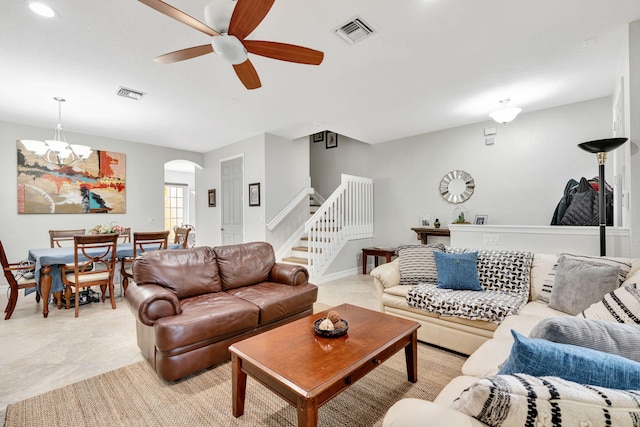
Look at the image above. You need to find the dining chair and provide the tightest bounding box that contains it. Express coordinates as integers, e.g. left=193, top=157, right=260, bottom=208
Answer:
left=1, top=240, right=40, bottom=320
left=49, top=229, right=86, bottom=248
left=118, top=228, right=131, bottom=244
left=173, top=227, right=191, bottom=249
left=120, top=230, right=169, bottom=294
left=60, top=234, right=118, bottom=317
left=181, top=224, right=196, bottom=247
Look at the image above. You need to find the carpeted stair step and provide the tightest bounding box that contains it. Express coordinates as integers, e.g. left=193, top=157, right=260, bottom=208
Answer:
left=292, top=246, right=321, bottom=253
left=282, top=256, right=309, bottom=265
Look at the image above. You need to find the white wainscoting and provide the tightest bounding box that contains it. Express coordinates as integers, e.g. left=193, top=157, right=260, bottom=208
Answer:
left=448, top=225, right=631, bottom=257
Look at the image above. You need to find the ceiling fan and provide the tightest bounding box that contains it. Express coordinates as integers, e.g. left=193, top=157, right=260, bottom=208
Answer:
left=138, top=0, right=324, bottom=89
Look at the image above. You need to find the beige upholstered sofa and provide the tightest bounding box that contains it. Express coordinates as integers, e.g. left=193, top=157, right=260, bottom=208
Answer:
left=374, top=251, right=640, bottom=426
left=371, top=252, right=560, bottom=355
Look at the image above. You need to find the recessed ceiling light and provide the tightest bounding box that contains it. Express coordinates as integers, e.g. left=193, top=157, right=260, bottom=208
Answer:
left=28, top=2, right=56, bottom=18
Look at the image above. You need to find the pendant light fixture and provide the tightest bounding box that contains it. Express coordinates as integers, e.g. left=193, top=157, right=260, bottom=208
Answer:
left=19, top=97, right=93, bottom=166
left=489, top=99, right=522, bottom=124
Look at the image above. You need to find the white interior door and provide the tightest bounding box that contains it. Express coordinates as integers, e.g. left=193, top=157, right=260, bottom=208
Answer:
left=221, top=157, right=244, bottom=244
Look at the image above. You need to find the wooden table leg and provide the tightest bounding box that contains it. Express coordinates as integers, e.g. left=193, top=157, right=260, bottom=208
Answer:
left=404, top=331, right=418, bottom=383
left=40, top=264, right=52, bottom=318
left=297, top=396, right=319, bottom=427
left=232, top=354, right=247, bottom=418
left=362, top=250, right=367, bottom=274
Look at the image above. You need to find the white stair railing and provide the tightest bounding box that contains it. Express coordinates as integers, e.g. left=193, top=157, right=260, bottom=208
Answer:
left=267, top=186, right=314, bottom=231
left=304, top=174, right=373, bottom=277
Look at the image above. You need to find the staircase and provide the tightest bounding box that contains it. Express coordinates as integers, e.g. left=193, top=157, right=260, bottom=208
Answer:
left=281, top=174, right=373, bottom=279
left=282, top=199, right=321, bottom=266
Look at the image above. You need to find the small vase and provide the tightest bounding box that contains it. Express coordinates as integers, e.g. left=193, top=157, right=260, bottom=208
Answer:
left=434, top=219, right=441, bottom=229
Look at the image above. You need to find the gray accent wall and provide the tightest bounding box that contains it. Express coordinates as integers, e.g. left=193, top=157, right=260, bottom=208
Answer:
left=310, top=134, right=373, bottom=198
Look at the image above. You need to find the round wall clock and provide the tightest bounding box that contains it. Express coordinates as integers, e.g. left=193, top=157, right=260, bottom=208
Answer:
left=439, top=170, right=475, bottom=204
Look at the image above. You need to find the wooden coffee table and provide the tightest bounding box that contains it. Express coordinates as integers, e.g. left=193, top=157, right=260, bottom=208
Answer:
left=229, top=303, right=420, bottom=427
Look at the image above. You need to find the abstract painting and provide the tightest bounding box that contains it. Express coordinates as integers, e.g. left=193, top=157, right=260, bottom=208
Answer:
left=17, top=141, right=126, bottom=214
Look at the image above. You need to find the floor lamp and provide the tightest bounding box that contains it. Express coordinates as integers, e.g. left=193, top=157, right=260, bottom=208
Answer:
left=577, top=137, right=628, bottom=256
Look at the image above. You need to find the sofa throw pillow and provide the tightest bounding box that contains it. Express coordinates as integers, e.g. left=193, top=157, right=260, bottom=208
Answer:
left=530, top=316, right=640, bottom=362
left=434, top=251, right=481, bottom=291
left=498, top=330, right=640, bottom=390
left=538, top=253, right=632, bottom=303
left=578, top=283, right=640, bottom=324
left=447, top=248, right=533, bottom=294
left=548, top=255, right=620, bottom=315
left=397, top=243, right=445, bottom=285
left=451, top=374, right=640, bottom=427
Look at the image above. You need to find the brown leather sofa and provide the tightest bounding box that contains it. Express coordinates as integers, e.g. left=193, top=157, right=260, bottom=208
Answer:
left=125, top=241, right=318, bottom=381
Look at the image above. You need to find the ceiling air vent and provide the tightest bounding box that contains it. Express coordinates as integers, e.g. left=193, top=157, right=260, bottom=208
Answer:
left=334, top=16, right=376, bottom=45
left=116, top=86, right=145, bottom=100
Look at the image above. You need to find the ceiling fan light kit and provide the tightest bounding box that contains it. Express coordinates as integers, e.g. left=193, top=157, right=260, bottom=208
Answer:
left=489, top=99, right=522, bottom=124
left=211, top=35, right=248, bottom=65
left=204, top=0, right=236, bottom=33
left=139, top=0, right=324, bottom=90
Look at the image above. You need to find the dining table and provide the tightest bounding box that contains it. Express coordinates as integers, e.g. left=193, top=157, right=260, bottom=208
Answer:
left=28, top=242, right=182, bottom=318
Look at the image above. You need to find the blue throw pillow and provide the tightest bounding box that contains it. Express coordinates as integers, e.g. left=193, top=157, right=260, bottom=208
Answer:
left=434, top=251, right=481, bottom=291
left=499, top=330, right=640, bottom=390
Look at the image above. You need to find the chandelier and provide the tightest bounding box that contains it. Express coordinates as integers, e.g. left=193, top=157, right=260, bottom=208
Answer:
left=19, top=97, right=93, bottom=166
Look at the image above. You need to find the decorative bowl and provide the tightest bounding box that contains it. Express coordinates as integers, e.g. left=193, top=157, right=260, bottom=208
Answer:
left=313, top=318, right=349, bottom=338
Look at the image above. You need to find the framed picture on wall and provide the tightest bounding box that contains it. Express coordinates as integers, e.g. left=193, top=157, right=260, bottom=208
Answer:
left=208, top=189, right=216, bottom=207
left=311, top=132, right=325, bottom=143
left=326, top=131, right=338, bottom=149
left=249, top=183, right=260, bottom=206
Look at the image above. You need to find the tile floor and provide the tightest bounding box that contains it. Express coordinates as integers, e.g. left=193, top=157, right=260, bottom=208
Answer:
left=0, top=273, right=378, bottom=421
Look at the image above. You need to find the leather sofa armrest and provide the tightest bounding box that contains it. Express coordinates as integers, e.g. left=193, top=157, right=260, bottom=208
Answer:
left=125, top=282, right=182, bottom=326
left=269, top=263, right=309, bottom=286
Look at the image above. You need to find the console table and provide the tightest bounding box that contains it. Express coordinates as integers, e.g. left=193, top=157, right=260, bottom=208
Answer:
left=411, top=227, right=451, bottom=244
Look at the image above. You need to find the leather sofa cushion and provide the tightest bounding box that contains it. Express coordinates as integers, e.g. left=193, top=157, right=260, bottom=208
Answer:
left=214, top=242, right=275, bottom=291
left=226, top=282, right=318, bottom=325
left=154, top=292, right=259, bottom=352
left=134, top=246, right=222, bottom=299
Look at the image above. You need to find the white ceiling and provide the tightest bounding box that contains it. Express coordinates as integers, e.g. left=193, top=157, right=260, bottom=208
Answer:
left=2, top=0, right=640, bottom=153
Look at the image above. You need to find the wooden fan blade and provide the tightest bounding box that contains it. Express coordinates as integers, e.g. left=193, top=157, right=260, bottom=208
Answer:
left=233, top=60, right=262, bottom=90
left=244, top=40, right=324, bottom=65
left=153, top=45, right=214, bottom=64
left=138, top=0, right=220, bottom=36
left=228, top=0, right=275, bottom=40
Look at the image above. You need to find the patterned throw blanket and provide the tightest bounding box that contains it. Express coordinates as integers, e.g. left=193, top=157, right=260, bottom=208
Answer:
left=406, top=249, right=534, bottom=324
left=407, top=285, right=529, bottom=324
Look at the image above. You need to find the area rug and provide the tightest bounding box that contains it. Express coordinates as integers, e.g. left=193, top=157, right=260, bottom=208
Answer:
left=5, top=344, right=466, bottom=427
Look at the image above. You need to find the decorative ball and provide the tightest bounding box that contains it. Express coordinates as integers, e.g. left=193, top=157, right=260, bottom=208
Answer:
left=333, top=320, right=346, bottom=329
left=318, top=318, right=335, bottom=331
left=327, top=310, right=341, bottom=323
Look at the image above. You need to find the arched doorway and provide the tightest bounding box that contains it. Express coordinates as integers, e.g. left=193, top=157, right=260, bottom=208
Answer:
left=164, top=159, right=201, bottom=245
